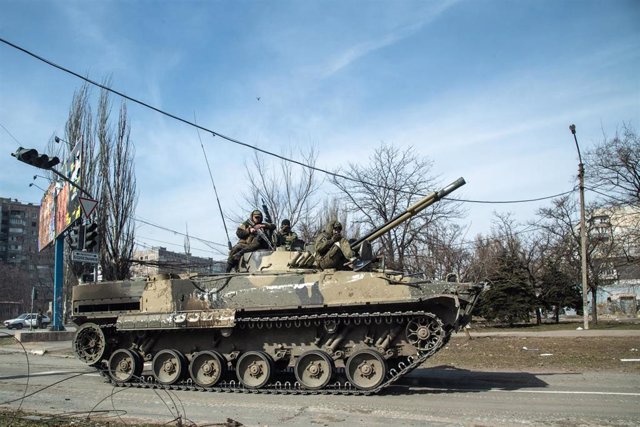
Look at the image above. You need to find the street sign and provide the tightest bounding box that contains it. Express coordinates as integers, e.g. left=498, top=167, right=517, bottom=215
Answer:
left=71, top=250, right=99, bottom=264
left=79, top=197, right=98, bottom=219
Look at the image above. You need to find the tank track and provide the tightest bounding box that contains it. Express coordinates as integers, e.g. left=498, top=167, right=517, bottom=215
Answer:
left=92, top=310, right=448, bottom=395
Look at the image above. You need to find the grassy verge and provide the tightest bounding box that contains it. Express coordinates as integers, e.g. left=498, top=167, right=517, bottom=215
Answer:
left=469, top=318, right=640, bottom=332
left=428, top=335, right=640, bottom=373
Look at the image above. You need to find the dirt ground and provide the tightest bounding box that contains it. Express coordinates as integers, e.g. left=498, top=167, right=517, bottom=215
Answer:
left=427, top=334, right=640, bottom=373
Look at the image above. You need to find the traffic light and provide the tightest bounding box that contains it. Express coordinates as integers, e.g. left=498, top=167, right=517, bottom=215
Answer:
left=84, top=222, right=99, bottom=251
left=69, top=224, right=84, bottom=250
left=11, top=147, right=60, bottom=169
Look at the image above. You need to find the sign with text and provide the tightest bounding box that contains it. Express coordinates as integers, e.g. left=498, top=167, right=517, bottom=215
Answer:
left=71, top=250, right=99, bottom=264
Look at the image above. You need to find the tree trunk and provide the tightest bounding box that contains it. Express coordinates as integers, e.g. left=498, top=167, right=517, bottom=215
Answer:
left=591, top=288, right=598, bottom=325
left=554, top=306, right=560, bottom=324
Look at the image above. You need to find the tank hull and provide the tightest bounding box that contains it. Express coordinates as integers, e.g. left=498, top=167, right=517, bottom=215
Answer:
left=71, top=270, right=482, bottom=393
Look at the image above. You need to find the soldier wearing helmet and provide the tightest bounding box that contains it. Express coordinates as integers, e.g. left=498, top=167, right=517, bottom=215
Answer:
left=226, top=209, right=276, bottom=272
left=275, top=219, right=298, bottom=250
left=314, top=220, right=354, bottom=270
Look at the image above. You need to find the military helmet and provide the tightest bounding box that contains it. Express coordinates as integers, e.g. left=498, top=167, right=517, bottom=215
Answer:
left=332, top=221, right=342, bottom=231
left=251, top=209, right=263, bottom=217
left=281, top=219, right=291, bottom=227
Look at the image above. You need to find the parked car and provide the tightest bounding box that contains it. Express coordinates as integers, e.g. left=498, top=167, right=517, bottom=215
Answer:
left=3, top=313, right=51, bottom=329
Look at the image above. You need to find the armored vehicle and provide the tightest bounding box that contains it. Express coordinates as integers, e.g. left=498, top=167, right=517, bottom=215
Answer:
left=71, top=177, right=483, bottom=394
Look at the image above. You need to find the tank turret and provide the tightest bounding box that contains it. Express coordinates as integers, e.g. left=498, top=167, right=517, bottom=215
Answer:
left=242, top=177, right=466, bottom=273
left=71, top=177, right=483, bottom=394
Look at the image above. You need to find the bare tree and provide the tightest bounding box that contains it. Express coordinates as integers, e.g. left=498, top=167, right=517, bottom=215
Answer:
left=55, top=84, right=95, bottom=291
left=586, top=124, right=640, bottom=205
left=466, top=213, right=539, bottom=283
left=536, top=195, right=618, bottom=324
left=409, top=222, right=471, bottom=280
left=56, top=82, right=137, bottom=282
left=0, top=263, right=31, bottom=307
left=467, top=213, right=538, bottom=325
left=96, top=95, right=137, bottom=280
left=331, top=144, right=462, bottom=272
left=238, top=146, right=321, bottom=242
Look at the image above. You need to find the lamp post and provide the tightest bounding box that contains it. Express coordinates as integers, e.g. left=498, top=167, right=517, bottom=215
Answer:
left=569, top=124, right=589, bottom=330
left=29, top=182, right=47, bottom=192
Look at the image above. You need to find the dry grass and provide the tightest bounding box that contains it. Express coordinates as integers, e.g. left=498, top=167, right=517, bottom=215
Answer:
left=428, top=335, right=640, bottom=373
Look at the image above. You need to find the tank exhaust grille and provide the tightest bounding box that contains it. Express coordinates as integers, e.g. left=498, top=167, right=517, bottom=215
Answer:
left=77, top=302, right=140, bottom=313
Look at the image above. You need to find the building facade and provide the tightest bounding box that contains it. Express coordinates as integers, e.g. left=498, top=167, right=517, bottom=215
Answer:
left=130, top=246, right=225, bottom=279
left=591, top=205, right=640, bottom=317
left=0, top=197, right=54, bottom=318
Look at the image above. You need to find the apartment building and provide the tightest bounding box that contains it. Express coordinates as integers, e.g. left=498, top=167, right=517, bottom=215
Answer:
left=591, top=205, right=640, bottom=316
left=130, top=246, right=225, bottom=279
left=0, top=197, right=54, bottom=317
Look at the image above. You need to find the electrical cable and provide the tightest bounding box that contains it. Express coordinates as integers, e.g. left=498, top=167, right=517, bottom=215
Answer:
left=133, top=216, right=227, bottom=248
left=136, top=234, right=226, bottom=256
left=0, top=121, right=23, bottom=146
left=0, top=331, right=29, bottom=415
left=585, top=186, right=636, bottom=205
left=0, top=37, right=577, bottom=206
left=445, top=188, right=576, bottom=204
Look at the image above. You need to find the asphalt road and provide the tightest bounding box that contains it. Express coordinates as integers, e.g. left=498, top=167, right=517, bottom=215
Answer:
left=1, top=341, right=639, bottom=427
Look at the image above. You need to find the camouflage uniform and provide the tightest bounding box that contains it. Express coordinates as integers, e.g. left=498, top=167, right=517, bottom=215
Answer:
left=226, top=209, right=276, bottom=272
left=275, top=219, right=298, bottom=250
left=314, top=221, right=354, bottom=270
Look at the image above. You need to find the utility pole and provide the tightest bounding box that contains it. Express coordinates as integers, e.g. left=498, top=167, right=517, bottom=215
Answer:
left=570, top=124, right=589, bottom=330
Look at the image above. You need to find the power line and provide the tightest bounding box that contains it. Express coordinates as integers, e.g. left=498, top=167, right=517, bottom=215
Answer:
left=135, top=234, right=225, bottom=256
left=0, top=121, right=23, bottom=146
left=585, top=186, right=635, bottom=205
left=445, top=188, right=576, bottom=204
left=0, top=37, right=575, bottom=206
left=133, top=216, right=227, bottom=249
left=0, top=38, right=361, bottom=185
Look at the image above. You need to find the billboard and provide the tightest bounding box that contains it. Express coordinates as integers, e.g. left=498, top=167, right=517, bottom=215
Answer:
left=38, top=182, right=56, bottom=251
left=38, top=142, right=84, bottom=251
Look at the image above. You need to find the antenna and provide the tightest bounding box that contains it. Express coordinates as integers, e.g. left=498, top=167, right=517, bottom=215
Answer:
left=194, top=113, right=232, bottom=250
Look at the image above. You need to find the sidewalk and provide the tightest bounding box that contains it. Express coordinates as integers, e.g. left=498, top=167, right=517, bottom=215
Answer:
left=457, top=328, right=640, bottom=338
left=1, top=326, right=76, bottom=358
left=0, top=338, right=75, bottom=358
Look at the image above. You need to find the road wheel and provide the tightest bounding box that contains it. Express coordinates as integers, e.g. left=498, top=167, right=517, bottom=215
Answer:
left=294, top=350, right=334, bottom=390
left=108, top=349, right=143, bottom=383
left=152, top=349, right=186, bottom=385
left=189, top=351, right=226, bottom=388
left=345, top=349, right=387, bottom=391
left=236, top=351, right=273, bottom=389
left=15, top=323, right=23, bottom=330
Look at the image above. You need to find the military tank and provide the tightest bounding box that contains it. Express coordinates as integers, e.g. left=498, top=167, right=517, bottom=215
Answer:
left=71, top=177, right=483, bottom=395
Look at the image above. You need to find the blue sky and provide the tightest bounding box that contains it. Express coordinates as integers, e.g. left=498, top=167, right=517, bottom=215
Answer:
left=1, top=0, right=639, bottom=260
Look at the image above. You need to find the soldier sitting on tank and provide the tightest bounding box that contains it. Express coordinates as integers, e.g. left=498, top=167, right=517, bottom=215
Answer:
left=274, top=218, right=300, bottom=250
left=226, top=209, right=276, bottom=272
left=314, top=221, right=354, bottom=270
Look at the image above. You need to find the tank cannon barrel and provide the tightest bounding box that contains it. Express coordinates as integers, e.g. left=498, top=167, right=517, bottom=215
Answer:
left=350, top=177, right=466, bottom=250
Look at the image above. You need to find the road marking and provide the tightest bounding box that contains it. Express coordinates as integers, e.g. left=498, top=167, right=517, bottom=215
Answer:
left=493, top=389, right=640, bottom=397
left=30, top=370, right=100, bottom=377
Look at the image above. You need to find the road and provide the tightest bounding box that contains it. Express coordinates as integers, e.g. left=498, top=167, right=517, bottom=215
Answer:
left=1, top=342, right=639, bottom=426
